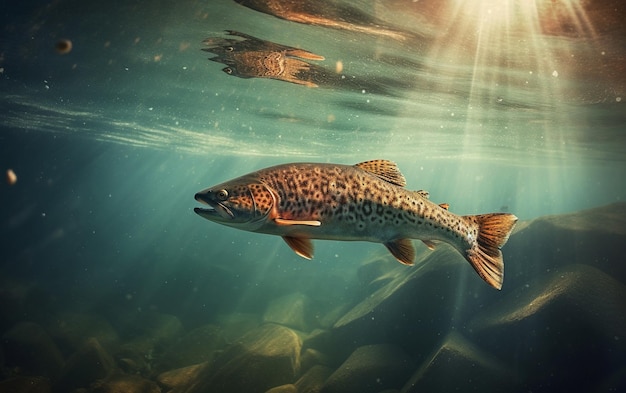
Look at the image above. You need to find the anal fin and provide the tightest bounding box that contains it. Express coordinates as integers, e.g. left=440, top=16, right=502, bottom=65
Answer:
left=421, top=239, right=437, bottom=250
left=384, top=239, right=415, bottom=265
left=282, top=236, right=314, bottom=259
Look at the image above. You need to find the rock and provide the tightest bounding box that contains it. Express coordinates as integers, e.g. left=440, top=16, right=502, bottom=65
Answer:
left=112, top=312, right=184, bottom=375
left=333, top=247, right=460, bottom=331
left=216, top=312, right=260, bottom=342
left=356, top=256, right=395, bottom=293
left=264, top=384, right=298, bottom=393
left=0, top=376, right=52, bottom=393
left=263, top=292, right=311, bottom=331
left=306, top=247, right=482, bottom=362
left=46, top=312, right=119, bottom=355
left=178, top=323, right=302, bottom=393
left=55, top=337, right=117, bottom=392
left=153, top=324, right=226, bottom=372
left=295, top=365, right=333, bottom=393
left=315, top=303, right=351, bottom=330
left=469, top=263, right=626, bottom=392
left=87, top=374, right=161, bottom=393
left=320, top=344, right=415, bottom=393
left=113, top=345, right=152, bottom=376
left=125, top=311, right=184, bottom=345
left=299, top=348, right=333, bottom=374
left=401, top=332, right=512, bottom=393
left=156, top=362, right=208, bottom=391
left=504, top=203, right=626, bottom=288
left=2, top=321, right=64, bottom=379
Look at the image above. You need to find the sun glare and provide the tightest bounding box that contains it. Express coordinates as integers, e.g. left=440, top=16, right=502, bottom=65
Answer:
left=399, top=0, right=603, bottom=223
left=422, top=0, right=598, bottom=160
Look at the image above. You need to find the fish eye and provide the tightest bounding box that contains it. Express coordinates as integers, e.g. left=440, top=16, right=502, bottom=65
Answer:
left=223, top=67, right=233, bottom=74
left=226, top=46, right=234, bottom=52
left=216, top=189, right=229, bottom=200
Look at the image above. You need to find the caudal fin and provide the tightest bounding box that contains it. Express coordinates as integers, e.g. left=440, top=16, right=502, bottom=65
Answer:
left=464, top=213, right=518, bottom=290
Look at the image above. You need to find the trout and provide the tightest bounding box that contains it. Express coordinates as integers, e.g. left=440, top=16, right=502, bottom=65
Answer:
left=194, top=160, right=517, bottom=289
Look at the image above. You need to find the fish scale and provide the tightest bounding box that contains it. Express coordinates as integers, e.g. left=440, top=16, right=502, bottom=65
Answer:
left=257, top=163, right=460, bottom=243
left=194, top=160, right=517, bottom=289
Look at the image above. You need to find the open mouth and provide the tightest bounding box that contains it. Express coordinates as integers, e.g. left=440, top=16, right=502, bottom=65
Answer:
left=194, top=192, right=234, bottom=220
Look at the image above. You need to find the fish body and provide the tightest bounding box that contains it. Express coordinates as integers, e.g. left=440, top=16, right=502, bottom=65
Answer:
left=194, top=160, right=517, bottom=289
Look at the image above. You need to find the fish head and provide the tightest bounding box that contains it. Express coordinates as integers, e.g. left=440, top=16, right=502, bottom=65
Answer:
left=194, top=176, right=275, bottom=230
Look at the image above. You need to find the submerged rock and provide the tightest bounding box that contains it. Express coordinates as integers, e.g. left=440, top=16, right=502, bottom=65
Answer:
left=0, top=376, right=51, bottom=393
left=216, top=312, right=261, bottom=342
left=305, top=247, right=480, bottom=362
left=356, top=256, right=396, bottom=293
left=320, top=344, right=415, bottom=393
left=156, top=362, right=208, bottom=391
left=295, top=364, right=333, bottom=393
left=264, top=384, right=298, bottom=393
left=112, top=311, right=184, bottom=375
left=55, top=337, right=117, bottom=392
left=504, top=202, right=626, bottom=287
left=402, top=332, right=512, bottom=393
left=87, top=374, right=161, bottom=393
left=2, top=321, right=64, bottom=379
left=263, top=292, right=311, bottom=331
left=124, top=311, right=184, bottom=345
left=299, top=348, right=333, bottom=374
left=177, top=323, right=302, bottom=393
left=153, top=324, right=226, bottom=373
left=304, top=203, right=626, bottom=392
left=46, top=312, right=119, bottom=355
left=469, top=263, right=626, bottom=392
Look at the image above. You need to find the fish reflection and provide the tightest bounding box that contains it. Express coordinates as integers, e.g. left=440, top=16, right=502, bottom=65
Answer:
left=203, top=31, right=409, bottom=95
left=234, top=0, right=411, bottom=41
left=203, top=30, right=324, bottom=87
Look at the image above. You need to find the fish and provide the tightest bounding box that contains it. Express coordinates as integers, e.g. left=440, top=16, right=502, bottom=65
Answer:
left=194, top=160, right=518, bottom=289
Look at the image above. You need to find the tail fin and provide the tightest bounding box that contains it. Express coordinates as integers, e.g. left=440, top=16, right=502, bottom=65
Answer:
left=464, top=213, right=518, bottom=290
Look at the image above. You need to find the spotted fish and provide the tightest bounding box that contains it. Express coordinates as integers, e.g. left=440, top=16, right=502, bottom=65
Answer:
left=194, top=160, right=517, bottom=289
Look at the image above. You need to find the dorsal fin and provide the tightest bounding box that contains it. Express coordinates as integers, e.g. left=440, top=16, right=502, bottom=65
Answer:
left=354, top=160, right=407, bottom=187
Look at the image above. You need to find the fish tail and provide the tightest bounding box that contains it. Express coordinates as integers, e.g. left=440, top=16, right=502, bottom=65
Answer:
left=463, top=213, right=518, bottom=290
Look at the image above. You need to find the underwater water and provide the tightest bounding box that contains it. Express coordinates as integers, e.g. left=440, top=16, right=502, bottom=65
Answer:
left=1, top=0, right=625, bottom=392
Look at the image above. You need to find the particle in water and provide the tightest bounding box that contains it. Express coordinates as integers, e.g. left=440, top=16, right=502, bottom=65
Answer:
left=335, top=61, right=343, bottom=73
left=6, top=169, right=17, bottom=185
left=55, top=39, right=73, bottom=55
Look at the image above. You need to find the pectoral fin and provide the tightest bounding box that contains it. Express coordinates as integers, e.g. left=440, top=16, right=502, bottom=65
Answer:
left=384, top=239, right=415, bottom=265
left=282, top=236, right=314, bottom=259
left=274, top=218, right=321, bottom=226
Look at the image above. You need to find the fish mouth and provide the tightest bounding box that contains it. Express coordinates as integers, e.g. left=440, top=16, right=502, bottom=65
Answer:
left=194, top=192, right=234, bottom=221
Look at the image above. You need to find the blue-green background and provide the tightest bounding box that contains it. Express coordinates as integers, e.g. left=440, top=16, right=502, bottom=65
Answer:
left=0, top=0, right=625, bottom=389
